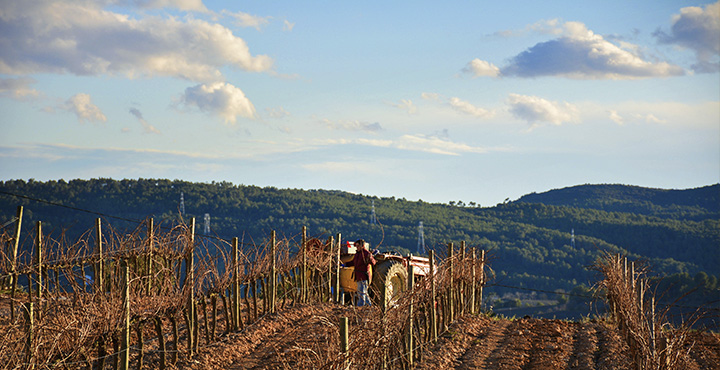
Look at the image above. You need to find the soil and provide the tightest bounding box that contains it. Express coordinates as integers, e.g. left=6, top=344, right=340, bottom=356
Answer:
left=181, top=304, right=720, bottom=370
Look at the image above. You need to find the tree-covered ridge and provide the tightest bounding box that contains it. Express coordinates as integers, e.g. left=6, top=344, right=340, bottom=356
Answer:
left=515, top=184, right=720, bottom=221
left=0, top=179, right=717, bottom=296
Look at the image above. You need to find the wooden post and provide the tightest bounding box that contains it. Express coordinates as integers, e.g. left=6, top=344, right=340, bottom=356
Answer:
left=120, top=261, right=130, bottom=370
left=95, top=218, right=104, bottom=293
left=448, top=242, right=454, bottom=323
left=335, top=233, right=341, bottom=304
left=146, top=218, right=153, bottom=294
left=302, top=226, right=307, bottom=303
left=35, top=221, right=43, bottom=309
left=186, top=218, right=196, bottom=357
left=460, top=241, right=466, bottom=315
left=154, top=316, right=166, bottom=370
left=232, top=237, right=240, bottom=330
left=25, top=301, right=34, bottom=367
left=271, top=231, right=277, bottom=313
left=430, top=249, right=437, bottom=342
left=340, top=316, right=349, bottom=369
left=479, top=249, right=485, bottom=312
left=470, top=247, right=476, bottom=315
left=407, top=255, right=415, bottom=368
left=327, top=236, right=333, bottom=303
left=10, top=205, right=23, bottom=321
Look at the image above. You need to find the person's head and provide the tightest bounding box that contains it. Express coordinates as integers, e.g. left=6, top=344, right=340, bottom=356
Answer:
left=354, top=239, right=366, bottom=249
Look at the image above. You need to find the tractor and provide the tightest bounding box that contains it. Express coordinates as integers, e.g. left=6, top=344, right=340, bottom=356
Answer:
left=338, top=240, right=430, bottom=308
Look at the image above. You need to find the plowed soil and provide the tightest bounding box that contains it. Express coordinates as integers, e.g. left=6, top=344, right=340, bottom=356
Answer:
left=186, top=303, right=720, bottom=370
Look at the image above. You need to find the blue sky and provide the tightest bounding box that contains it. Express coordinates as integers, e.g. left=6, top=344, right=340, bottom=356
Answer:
left=1, top=0, right=719, bottom=206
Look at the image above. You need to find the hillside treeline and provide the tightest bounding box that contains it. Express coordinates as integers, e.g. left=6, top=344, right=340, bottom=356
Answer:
left=1, top=179, right=718, bottom=301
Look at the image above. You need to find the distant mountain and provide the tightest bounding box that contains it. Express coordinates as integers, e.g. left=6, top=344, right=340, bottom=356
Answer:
left=515, top=184, right=720, bottom=221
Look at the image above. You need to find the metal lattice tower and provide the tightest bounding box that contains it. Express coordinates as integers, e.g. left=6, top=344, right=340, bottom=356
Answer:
left=417, top=221, right=425, bottom=255
left=370, top=200, right=377, bottom=225
left=571, top=228, right=576, bottom=248
left=204, top=213, right=210, bottom=234
left=180, top=192, right=185, bottom=216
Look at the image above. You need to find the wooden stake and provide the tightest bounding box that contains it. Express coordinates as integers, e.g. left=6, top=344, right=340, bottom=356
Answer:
left=35, top=221, right=43, bottom=311
left=302, top=226, right=307, bottom=303
left=407, top=255, right=415, bottom=368
left=232, top=237, right=240, bottom=330
left=271, top=231, right=277, bottom=313
left=95, top=218, right=104, bottom=293
left=471, top=247, right=476, bottom=315
left=25, top=301, right=34, bottom=367
left=186, top=218, right=195, bottom=357
left=146, top=218, right=153, bottom=294
left=430, top=249, right=437, bottom=342
left=448, top=242, right=454, bottom=323
left=120, top=261, right=130, bottom=370
left=335, top=233, right=341, bottom=304
left=10, top=206, right=23, bottom=321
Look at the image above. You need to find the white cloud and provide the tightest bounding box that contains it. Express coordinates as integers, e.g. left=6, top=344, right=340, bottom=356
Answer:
left=654, top=1, right=720, bottom=73
left=129, top=107, right=161, bottom=134
left=118, top=0, right=207, bottom=11
left=421, top=92, right=440, bottom=101
left=0, top=77, right=41, bottom=100
left=180, top=82, right=256, bottom=124
left=507, top=93, right=579, bottom=125
left=448, top=97, right=494, bottom=118
left=0, top=2, right=273, bottom=81
left=265, top=106, right=290, bottom=119
left=224, top=10, right=271, bottom=30
left=390, top=99, right=417, bottom=114
left=64, top=93, right=107, bottom=123
left=321, top=118, right=383, bottom=133
left=283, top=20, right=295, bottom=32
left=476, top=21, right=685, bottom=79
left=463, top=59, right=500, bottom=77
left=608, top=110, right=624, bottom=125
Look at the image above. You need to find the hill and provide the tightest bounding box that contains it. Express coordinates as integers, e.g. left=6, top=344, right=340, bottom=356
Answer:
left=1, top=179, right=718, bottom=316
left=515, top=184, right=719, bottom=221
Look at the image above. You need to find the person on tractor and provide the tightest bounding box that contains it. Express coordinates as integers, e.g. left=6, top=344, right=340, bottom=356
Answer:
left=352, top=239, right=376, bottom=306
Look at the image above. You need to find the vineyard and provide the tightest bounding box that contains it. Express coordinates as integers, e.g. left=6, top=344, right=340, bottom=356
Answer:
left=1, top=205, right=718, bottom=369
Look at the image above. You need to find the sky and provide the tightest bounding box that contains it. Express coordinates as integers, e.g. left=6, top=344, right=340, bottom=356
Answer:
left=1, top=0, right=719, bottom=207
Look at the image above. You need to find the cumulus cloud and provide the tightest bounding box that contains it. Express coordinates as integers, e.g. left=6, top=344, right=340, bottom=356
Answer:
left=321, top=118, right=383, bottom=133
left=448, top=97, right=494, bottom=118
left=180, top=82, right=256, bottom=124
left=0, top=1, right=273, bottom=81
left=608, top=110, right=624, bottom=125
left=507, top=93, right=579, bottom=125
left=654, top=1, right=720, bottom=73
left=390, top=99, right=417, bottom=114
left=129, top=107, right=161, bottom=134
left=64, top=93, right=107, bottom=123
left=0, top=77, right=41, bottom=100
left=463, top=59, right=501, bottom=78
left=470, top=21, right=684, bottom=79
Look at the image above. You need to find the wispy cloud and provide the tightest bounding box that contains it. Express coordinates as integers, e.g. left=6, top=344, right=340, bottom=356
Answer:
left=0, top=77, right=41, bottom=100
left=320, top=118, right=383, bottom=133
left=180, top=82, right=256, bottom=124
left=129, top=108, right=161, bottom=134
left=389, top=99, right=417, bottom=114
left=448, top=97, right=495, bottom=118
left=654, top=1, right=720, bottom=73
left=507, top=93, right=579, bottom=126
left=469, top=21, right=684, bottom=79
left=223, top=10, right=271, bottom=30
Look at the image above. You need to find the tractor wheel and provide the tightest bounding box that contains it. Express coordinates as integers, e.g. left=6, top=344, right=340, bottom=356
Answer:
left=372, top=261, right=408, bottom=310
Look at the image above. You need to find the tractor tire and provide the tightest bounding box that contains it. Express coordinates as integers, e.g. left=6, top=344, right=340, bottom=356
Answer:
left=372, top=261, right=408, bottom=310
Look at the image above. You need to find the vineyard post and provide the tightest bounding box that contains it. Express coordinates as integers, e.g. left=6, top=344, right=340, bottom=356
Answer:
left=407, top=255, right=415, bottom=368
left=35, top=221, right=43, bottom=315
left=302, top=226, right=307, bottom=303
left=340, top=316, right=349, bottom=369
left=448, top=242, right=454, bottom=323
left=430, top=249, right=437, bottom=342
left=146, top=218, right=153, bottom=294
left=120, top=261, right=130, bottom=370
left=10, top=205, right=23, bottom=321
left=186, top=218, right=196, bottom=357
left=271, top=230, right=277, bottom=313
left=478, top=250, right=485, bottom=312
left=335, top=233, right=341, bottom=304
left=95, top=218, right=104, bottom=294
left=460, top=241, right=466, bottom=315
left=24, top=301, right=33, bottom=367
left=470, top=247, right=476, bottom=315
left=327, top=236, right=334, bottom=303
left=232, top=237, right=240, bottom=330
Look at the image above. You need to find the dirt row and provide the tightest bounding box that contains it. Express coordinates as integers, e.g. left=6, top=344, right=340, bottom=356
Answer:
left=185, top=303, right=720, bottom=370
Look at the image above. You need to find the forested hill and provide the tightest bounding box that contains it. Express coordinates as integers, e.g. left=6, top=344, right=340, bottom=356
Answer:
left=515, top=184, right=719, bottom=220
left=1, top=179, right=718, bottom=309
